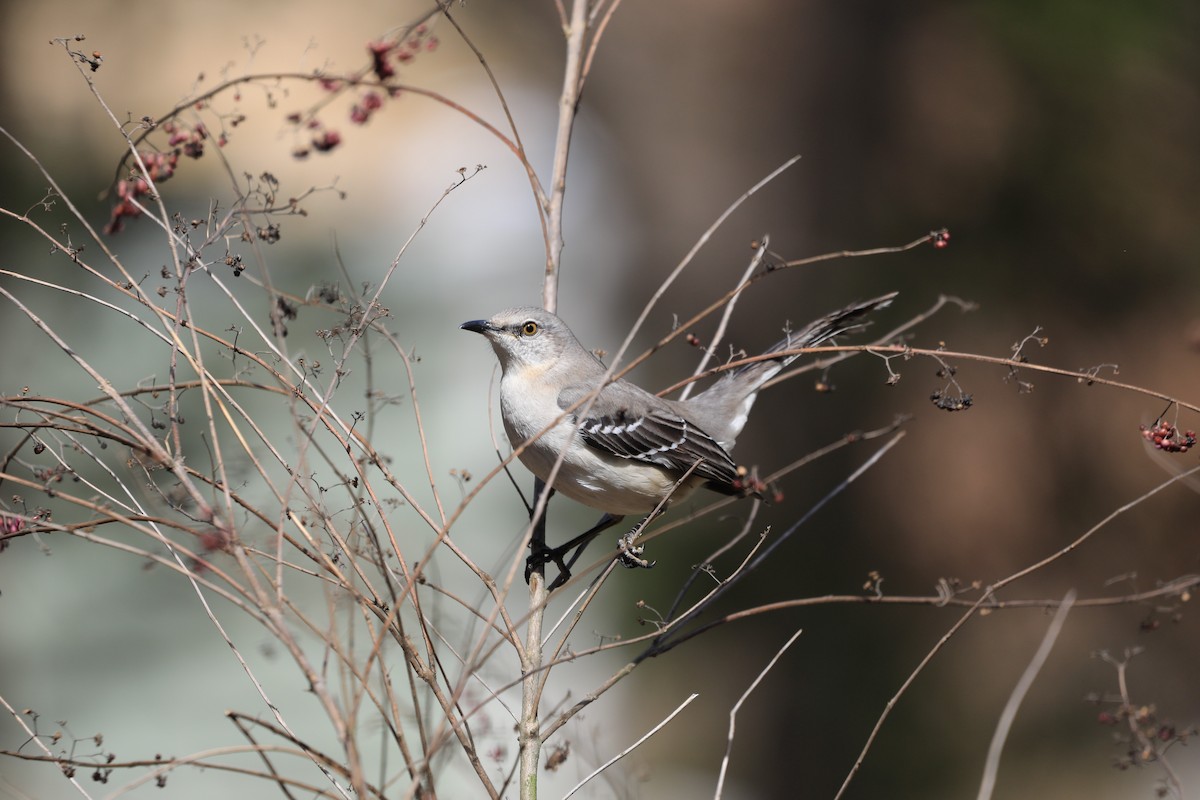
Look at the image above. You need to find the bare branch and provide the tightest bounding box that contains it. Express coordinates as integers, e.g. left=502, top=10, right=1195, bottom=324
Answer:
left=977, top=591, right=1076, bottom=800
left=714, top=628, right=803, bottom=799
left=562, top=693, right=700, bottom=799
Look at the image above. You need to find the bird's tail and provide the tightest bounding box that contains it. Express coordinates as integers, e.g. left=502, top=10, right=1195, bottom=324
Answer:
left=687, top=292, right=897, bottom=446
left=728, top=291, right=897, bottom=382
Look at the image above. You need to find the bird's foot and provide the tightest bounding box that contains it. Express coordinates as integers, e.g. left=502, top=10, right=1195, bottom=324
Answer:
left=526, top=540, right=574, bottom=589
left=616, top=528, right=656, bottom=570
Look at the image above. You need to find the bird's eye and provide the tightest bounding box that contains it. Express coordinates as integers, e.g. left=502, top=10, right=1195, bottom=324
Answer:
left=521, top=321, right=539, bottom=336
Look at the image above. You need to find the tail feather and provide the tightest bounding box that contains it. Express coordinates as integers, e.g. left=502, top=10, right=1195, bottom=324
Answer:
left=727, top=291, right=898, bottom=382
left=685, top=292, right=896, bottom=447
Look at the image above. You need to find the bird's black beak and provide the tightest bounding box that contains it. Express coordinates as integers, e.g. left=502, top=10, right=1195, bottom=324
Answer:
left=460, top=319, right=490, bottom=334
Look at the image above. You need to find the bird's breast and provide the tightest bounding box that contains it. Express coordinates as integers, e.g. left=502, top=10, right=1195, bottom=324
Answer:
left=497, top=377, right=691, bottom=515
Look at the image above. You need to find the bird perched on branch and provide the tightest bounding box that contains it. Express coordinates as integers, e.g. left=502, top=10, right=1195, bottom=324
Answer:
left=462, top=292, right=895, bottom=587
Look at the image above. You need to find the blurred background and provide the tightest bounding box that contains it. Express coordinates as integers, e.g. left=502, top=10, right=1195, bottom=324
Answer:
left=1, top=1, right=1198, bottom=798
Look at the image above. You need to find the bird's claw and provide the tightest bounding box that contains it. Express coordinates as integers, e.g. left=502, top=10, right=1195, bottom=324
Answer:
left=616, top=529, right=656, bottom=570
left=526, top=541, right=572, bottom=588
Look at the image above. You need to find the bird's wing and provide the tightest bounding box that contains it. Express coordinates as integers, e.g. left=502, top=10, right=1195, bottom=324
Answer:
left=559, top=383, right=742, bottom=489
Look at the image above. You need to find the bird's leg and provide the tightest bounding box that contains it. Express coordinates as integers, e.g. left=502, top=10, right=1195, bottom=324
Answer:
left=525, top=478, right=554, bottom=584
left=526, top=511, right=625, bottom=589
left=560, top=513, right=625, bottom=573
left=615, top=510, right=662, bottom=570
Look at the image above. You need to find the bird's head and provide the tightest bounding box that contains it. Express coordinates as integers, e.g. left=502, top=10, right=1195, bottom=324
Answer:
left=460, top=307, right=579, bottom=374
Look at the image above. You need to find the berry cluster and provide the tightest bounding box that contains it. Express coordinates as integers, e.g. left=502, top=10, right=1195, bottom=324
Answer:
left=367, top=24, right=439, bottom=80
left=1139, top=421, right=1195, bottom=453
left=105, top=24, right=441, bottom=230
left=930, top=390, right=973, bottom=412
left=350, top=91, right=385, bottom=125
left=164, top=119, right=212, bottom=159
left=105, top=149, right=179, bottom=234
left=732, top=467, right=784, bottom=503
left=292, top=26, right=440, bottom=154
left=106, top=117, right=234, bottom=234
left=1092, top=700, right=1195, bottom=773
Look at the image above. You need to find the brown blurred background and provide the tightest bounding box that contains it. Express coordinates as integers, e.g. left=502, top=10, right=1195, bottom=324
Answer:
left=1, top=1, right=1198, bottom=798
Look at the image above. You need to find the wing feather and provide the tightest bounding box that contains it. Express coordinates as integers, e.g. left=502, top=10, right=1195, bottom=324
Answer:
left=577, top=407, right=741, bottom=489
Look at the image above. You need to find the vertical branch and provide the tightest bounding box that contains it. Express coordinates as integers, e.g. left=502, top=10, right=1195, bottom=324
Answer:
left=518, top=575, right=547, bottom=799
left=542, top=0, right=591, bottom=312
left=524, top=3, right=603, bottom=797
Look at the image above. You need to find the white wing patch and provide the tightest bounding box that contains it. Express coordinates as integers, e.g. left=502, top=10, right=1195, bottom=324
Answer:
left=586, top=416, right=644, bottom=437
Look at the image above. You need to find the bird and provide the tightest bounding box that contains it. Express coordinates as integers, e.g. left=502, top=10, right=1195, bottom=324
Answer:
left=461, top=292, right=896, bottom=587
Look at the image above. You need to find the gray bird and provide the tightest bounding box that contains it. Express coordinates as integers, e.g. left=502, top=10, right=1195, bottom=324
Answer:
left=462, top=292, right=895, bottom=586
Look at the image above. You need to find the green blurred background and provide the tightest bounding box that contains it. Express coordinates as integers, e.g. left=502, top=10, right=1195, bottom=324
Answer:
left=1, top=1, right=1198, bottom=798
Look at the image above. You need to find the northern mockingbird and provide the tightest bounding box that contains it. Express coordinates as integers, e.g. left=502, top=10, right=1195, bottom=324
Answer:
left=462, top=292, right=895, bottom=586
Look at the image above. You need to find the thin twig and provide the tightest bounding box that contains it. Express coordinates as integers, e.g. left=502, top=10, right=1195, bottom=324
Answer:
left=604, top=156, right=802, bottom=380
left=562, top=693, right=700, bottom=799
left=833, top=462, right=1200, bottom=800
left=679, top=237, right=768, bottom=401
left=977, top=590, right=1075, bottom=800
left=0, top=693, right=96, bottom=799
left=651, top=432, right=906, bottom=655
left=714, top=628, right=803, bottom=799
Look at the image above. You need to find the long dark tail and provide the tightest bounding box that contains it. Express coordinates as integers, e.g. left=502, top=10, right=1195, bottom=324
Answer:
left=726, top=291, right=898, bottom=382
left=687, top=292, right=897, bottom=446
